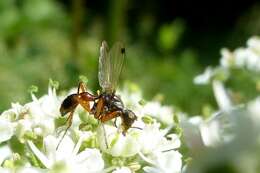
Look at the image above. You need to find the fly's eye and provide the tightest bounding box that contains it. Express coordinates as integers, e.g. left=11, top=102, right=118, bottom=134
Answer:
left=129, top=113, right=135, bottom=119
left=127, top=110, right=136, bottom=120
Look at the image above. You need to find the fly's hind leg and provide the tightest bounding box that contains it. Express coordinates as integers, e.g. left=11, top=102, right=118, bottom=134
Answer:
left=78, top=81, right=87, bottom=94
left=56, top=110, right=74, bottom=150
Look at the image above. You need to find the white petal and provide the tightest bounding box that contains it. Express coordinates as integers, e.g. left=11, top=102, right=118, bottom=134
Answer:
left=157, top=150, right=182, bottom=173
left=73, top=148, right=104, bottom=172
left=0, top=145, right=12, bottom=165
left=28, top=141, right=52, bottom=168
left=142, top=102, right=174, bottom=125
left=193, top=67, right=213, bottom=85
left=212, top=80, right=232, bottom=112
left=45, top=135, right=74, bottom=162
left=180, top=116, right=204, bottom=150
left=0, top=118, right=14, bottom=143
left=200, top=121, right=221, bottom=146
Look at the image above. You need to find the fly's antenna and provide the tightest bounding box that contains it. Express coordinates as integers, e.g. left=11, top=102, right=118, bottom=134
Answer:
left=130, top=126, right=143, bottom=130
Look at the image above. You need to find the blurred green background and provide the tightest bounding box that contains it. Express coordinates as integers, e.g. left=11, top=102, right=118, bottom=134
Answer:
left=1, top=0, right=260, bottom=114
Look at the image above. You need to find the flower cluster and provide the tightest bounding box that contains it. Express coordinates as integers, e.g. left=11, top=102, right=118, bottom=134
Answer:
left=194, top=36, right=260, bottom=85
left=0, top=82, right=182, bottom=173
left=182, top=36, right=260, bottom=173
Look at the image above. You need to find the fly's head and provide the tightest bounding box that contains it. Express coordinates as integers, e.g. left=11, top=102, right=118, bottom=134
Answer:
left=121, top=109, right=137, bottom=135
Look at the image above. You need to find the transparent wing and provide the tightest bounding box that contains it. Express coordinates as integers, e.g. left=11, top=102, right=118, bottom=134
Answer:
left=98, top=41, right=125, bottom=93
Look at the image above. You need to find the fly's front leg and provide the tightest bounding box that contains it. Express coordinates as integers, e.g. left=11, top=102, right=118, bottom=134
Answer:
left=93, top=98, right=104, bottom=119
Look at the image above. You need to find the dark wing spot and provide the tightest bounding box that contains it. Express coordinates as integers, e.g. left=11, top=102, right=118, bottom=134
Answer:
left=121, top=47, right=125, bottom=54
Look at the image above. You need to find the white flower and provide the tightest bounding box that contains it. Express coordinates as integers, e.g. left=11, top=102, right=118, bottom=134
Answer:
left=247, top=36, right=260, bottom=54
left=1, top=103, right=27, bottom=121
left=97, top=120, right=180, bottom=158
left=112, top=167, right=132, bottom=173
left=23, top=86, right=61, bottom=136
left=141, top=150, right=182, bottom=173
left=97, top=124, right=141, bottom=157
left=138, top=122, right=171, bottom=154
left=0, top=81, right=183, bottom=171
left=220, top=48, right=234, bottom=68
left=181, top=111, right=236, bottom=150
left=141, top=102, right=174, bottom=125
left=181, top=116, right=220, bottom=148
left=28, top=135, right=104, bottom=173
left=220, top=37, right=260, bottom=71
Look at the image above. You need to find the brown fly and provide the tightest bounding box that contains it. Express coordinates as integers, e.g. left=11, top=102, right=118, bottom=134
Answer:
left=57, top=41, right=138, bottom=149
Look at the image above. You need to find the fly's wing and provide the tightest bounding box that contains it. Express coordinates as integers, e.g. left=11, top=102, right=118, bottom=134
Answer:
left=98, top=41, right=111, bottom=92
left=98, top=41, right=125, bottom=93
left=109, top=41, right=125, bottom=92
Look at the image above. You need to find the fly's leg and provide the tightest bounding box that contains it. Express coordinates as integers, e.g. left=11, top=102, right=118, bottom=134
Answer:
left=56, top=110, right=74, bottom=150
left=99, top=110, right=121, bottom=123
left=98, top=110, right=121, bottom=149
left=77, top=81, right=98, bottom=113
left=94, top=98, right=104, bottom=119
left=77, top=81, right=87, bottom=93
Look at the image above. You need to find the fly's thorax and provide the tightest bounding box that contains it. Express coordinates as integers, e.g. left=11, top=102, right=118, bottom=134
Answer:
left=101, top=92, right=124, bottom=110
